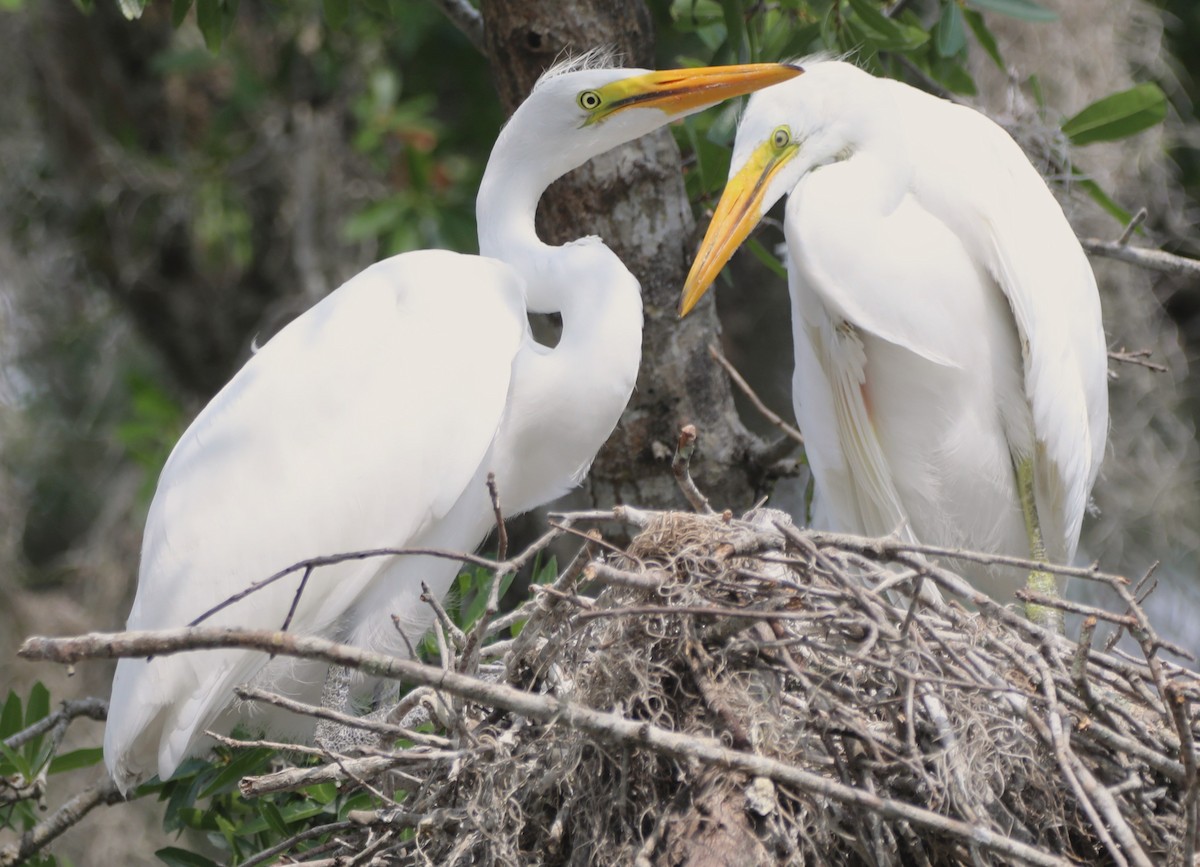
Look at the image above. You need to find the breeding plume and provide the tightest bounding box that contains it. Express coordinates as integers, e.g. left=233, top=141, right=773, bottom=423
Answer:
left=104, top=58, right=800, bottom=791
left=681, top=60, right=1107, bottom=623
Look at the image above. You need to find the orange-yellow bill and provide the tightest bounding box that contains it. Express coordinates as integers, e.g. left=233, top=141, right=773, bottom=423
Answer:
left=588, top=63, right=802, bottom=126
left=679, top=137, right=798, bottom=316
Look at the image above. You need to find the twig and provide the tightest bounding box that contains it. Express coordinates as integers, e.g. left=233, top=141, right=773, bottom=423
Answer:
left=583, top=561, right=668, bottom=590
left=1167, top=683, right=1198, bottom=863
left=21, top=623, right=1074, bottom=865
left=238, top=820, right=357, bottom=867
left=188, top=545, right=502, bottom=627
left=1116, top=207, right=1148, bottom=246
left=429, top=0, right=484, bottom=52
left=420, top=581, right=467, bottom=648
left=1108, top=347, right=1168, bottom=374
left=805, top=527, right=1129, bottom=587
left=0, top=776, right=123, bottom=867
left=234, top=686, right=451, bottom=747
left=280, top=564, right=315, bottom=632
left=1081, top=238, right=1200, bottom=278
left=671, top=424, right=714, bottom=514
left=708, top=342, right=804, bottom=446
left=1, top=698, right=107, bottom=750
left=241, top=755, right=403, bottom=798
left=487, top=472, right=508, bottom=562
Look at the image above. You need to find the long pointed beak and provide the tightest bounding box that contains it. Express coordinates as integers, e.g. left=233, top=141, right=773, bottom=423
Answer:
left=592, top=63, right=802, bottom=124
left=679, top=139, right=793, bottom=316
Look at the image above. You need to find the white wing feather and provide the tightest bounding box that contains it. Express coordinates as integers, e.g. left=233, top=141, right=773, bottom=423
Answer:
left=891, top=88, right=1108, bottom=559
left=105, top=249, right=527, bottom=784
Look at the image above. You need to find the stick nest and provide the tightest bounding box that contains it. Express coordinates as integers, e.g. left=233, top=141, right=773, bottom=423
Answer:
left=348, top=507, right=1199, bottom=866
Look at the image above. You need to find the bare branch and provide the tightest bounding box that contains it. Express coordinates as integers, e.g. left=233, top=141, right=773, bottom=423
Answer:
left=0, top=777, right=123, bottom=867
left=671, top=424, right=714, bottom=514
left=2, top=698, right=107, bottom=751
left=1081, top=238, right=1200, bottom=278
left=708, top=342, right=804, bottom=446
left=429, top=0, right=485, bottom=51
left=1108, top=347, right=1168, bottom=374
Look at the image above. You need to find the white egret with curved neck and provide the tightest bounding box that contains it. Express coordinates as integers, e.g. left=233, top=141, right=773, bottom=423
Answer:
left=103, top=58, right=800, bottom=791
left=680, top=60, right=1107, bottom=627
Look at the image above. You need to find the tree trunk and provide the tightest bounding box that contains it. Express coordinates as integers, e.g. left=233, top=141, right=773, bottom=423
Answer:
left=479, top=0, right=760, bottom=513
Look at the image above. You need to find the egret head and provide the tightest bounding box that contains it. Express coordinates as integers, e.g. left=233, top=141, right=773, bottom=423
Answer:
left=679, top=61, right=887, bottom=315
left=498, top=54, right=803, bottom=181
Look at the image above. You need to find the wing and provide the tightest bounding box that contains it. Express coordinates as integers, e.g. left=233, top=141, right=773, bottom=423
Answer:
left=902, top=93, right=1108, bottom=561
left=106, top=249, right=527, bottom=787
left=783, top=213, right=911, bottom=540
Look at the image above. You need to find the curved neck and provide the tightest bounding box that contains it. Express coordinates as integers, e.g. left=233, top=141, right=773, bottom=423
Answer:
left=476, top=116, right=574, bottom=314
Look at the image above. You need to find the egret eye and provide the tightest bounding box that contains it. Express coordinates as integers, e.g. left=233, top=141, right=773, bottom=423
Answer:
left=771, top=126, right=791, bottom=150
left=578, top=90, right=602, bottom=111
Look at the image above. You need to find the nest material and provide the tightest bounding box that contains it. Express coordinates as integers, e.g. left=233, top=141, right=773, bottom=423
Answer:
left=329, top=509, right=1200, bottom=865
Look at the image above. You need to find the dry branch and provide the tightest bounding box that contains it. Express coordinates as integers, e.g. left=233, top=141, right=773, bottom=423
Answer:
left=16, top=509, right=1200, bottom=865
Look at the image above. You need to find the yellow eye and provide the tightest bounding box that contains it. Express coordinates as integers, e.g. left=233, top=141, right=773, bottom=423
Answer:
left=578, top=90, right=602, bottom=111
left=771, top=126, right=791, bottom=149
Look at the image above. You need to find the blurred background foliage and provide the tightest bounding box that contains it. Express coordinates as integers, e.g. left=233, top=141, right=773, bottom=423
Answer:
left=0, top=0, right=1198, bottom=863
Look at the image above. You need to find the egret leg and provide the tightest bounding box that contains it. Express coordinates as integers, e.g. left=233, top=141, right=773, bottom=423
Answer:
left=1017, top=458, right=1063, bottom=633
left=314, top=665, right=378, bottom=753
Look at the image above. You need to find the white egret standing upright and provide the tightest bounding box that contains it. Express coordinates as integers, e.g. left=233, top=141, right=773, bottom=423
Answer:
left=103, top=57, right=801, bottom=791
left=680, top=60, right=1107, bottom=626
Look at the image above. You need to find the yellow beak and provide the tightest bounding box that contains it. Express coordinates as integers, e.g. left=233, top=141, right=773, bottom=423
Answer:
left=589, top=63, right=802, bottom=125
left=679, top=138, right=796, bottom=316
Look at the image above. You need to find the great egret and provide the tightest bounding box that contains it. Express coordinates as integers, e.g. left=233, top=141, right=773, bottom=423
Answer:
left=680, top=60, right=1107, bottom=624
left=103, top=57, right=800, bottom=791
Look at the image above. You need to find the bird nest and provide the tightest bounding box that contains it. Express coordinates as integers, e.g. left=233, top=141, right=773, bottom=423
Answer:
left=329, top=506, right=1199, bottom=866
left=14, top=504, right=1200, bottom=866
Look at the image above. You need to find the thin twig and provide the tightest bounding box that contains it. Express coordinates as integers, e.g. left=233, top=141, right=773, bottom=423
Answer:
left=188, top=545, right=502, bottom=627
left=708, top=342, right=804, bottom=445
left=0, top=776, right=123, bottom=867
left=487, top=472, right=508, bottom=562
left=1, top=698, right=107, bottom=750
left=1081, top=238, right=1200, bottom=278
left=671, top=424, right=715, bottom=514
left=17, top=625, right=1071, bottom=866
left=238, top=820, right=357, bottom=867
left=1108, top=347, right=1168, bottom=374
left=429, top=0, right=484, bottom=51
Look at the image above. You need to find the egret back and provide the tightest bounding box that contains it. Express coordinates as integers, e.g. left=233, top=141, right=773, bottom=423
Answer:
left=104, top=250, right=527, bottom=789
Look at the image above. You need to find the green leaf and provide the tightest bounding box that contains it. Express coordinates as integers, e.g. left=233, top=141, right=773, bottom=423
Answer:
left=845, top=0, right=901, bottom=37
left=260, top=800, right=290, bottom=837
left=24, top=683, right=50, bottom=729
left=197, top=747, right=273, bottom=798
left=323, top=0, right=348, bottom=29
left=305, top=781, right=338, bottom=804
left=0, top=739, right=31, bottom=781
left=1, top=691, right=23, bottom=737
left=965, top=0, right=1057, bottom=22
left=845, top=0, right=928, bottom=50
left=745, top=237, right=787, bottom=280
left=936, top=2, right=966, bottom=57
left=1076, top=176, right=1134, bottom=226
left=116, top=0, right=145, bottom=19
left=962, top=8, right=1004, bottom=70
left=48, top=747, right=104, bottom=775
left=156, top=846, right=220, bottom=867
left=1061, top=83, right=1167, bottom=146
left=195, top=0, right=237, bottom=50
left=171, top=0, right=194, bottom=27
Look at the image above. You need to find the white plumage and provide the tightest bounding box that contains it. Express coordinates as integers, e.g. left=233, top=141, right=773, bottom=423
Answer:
left=104, top=60, right=801, bottom=791
left=681, top=60, right=1107, bottom=605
